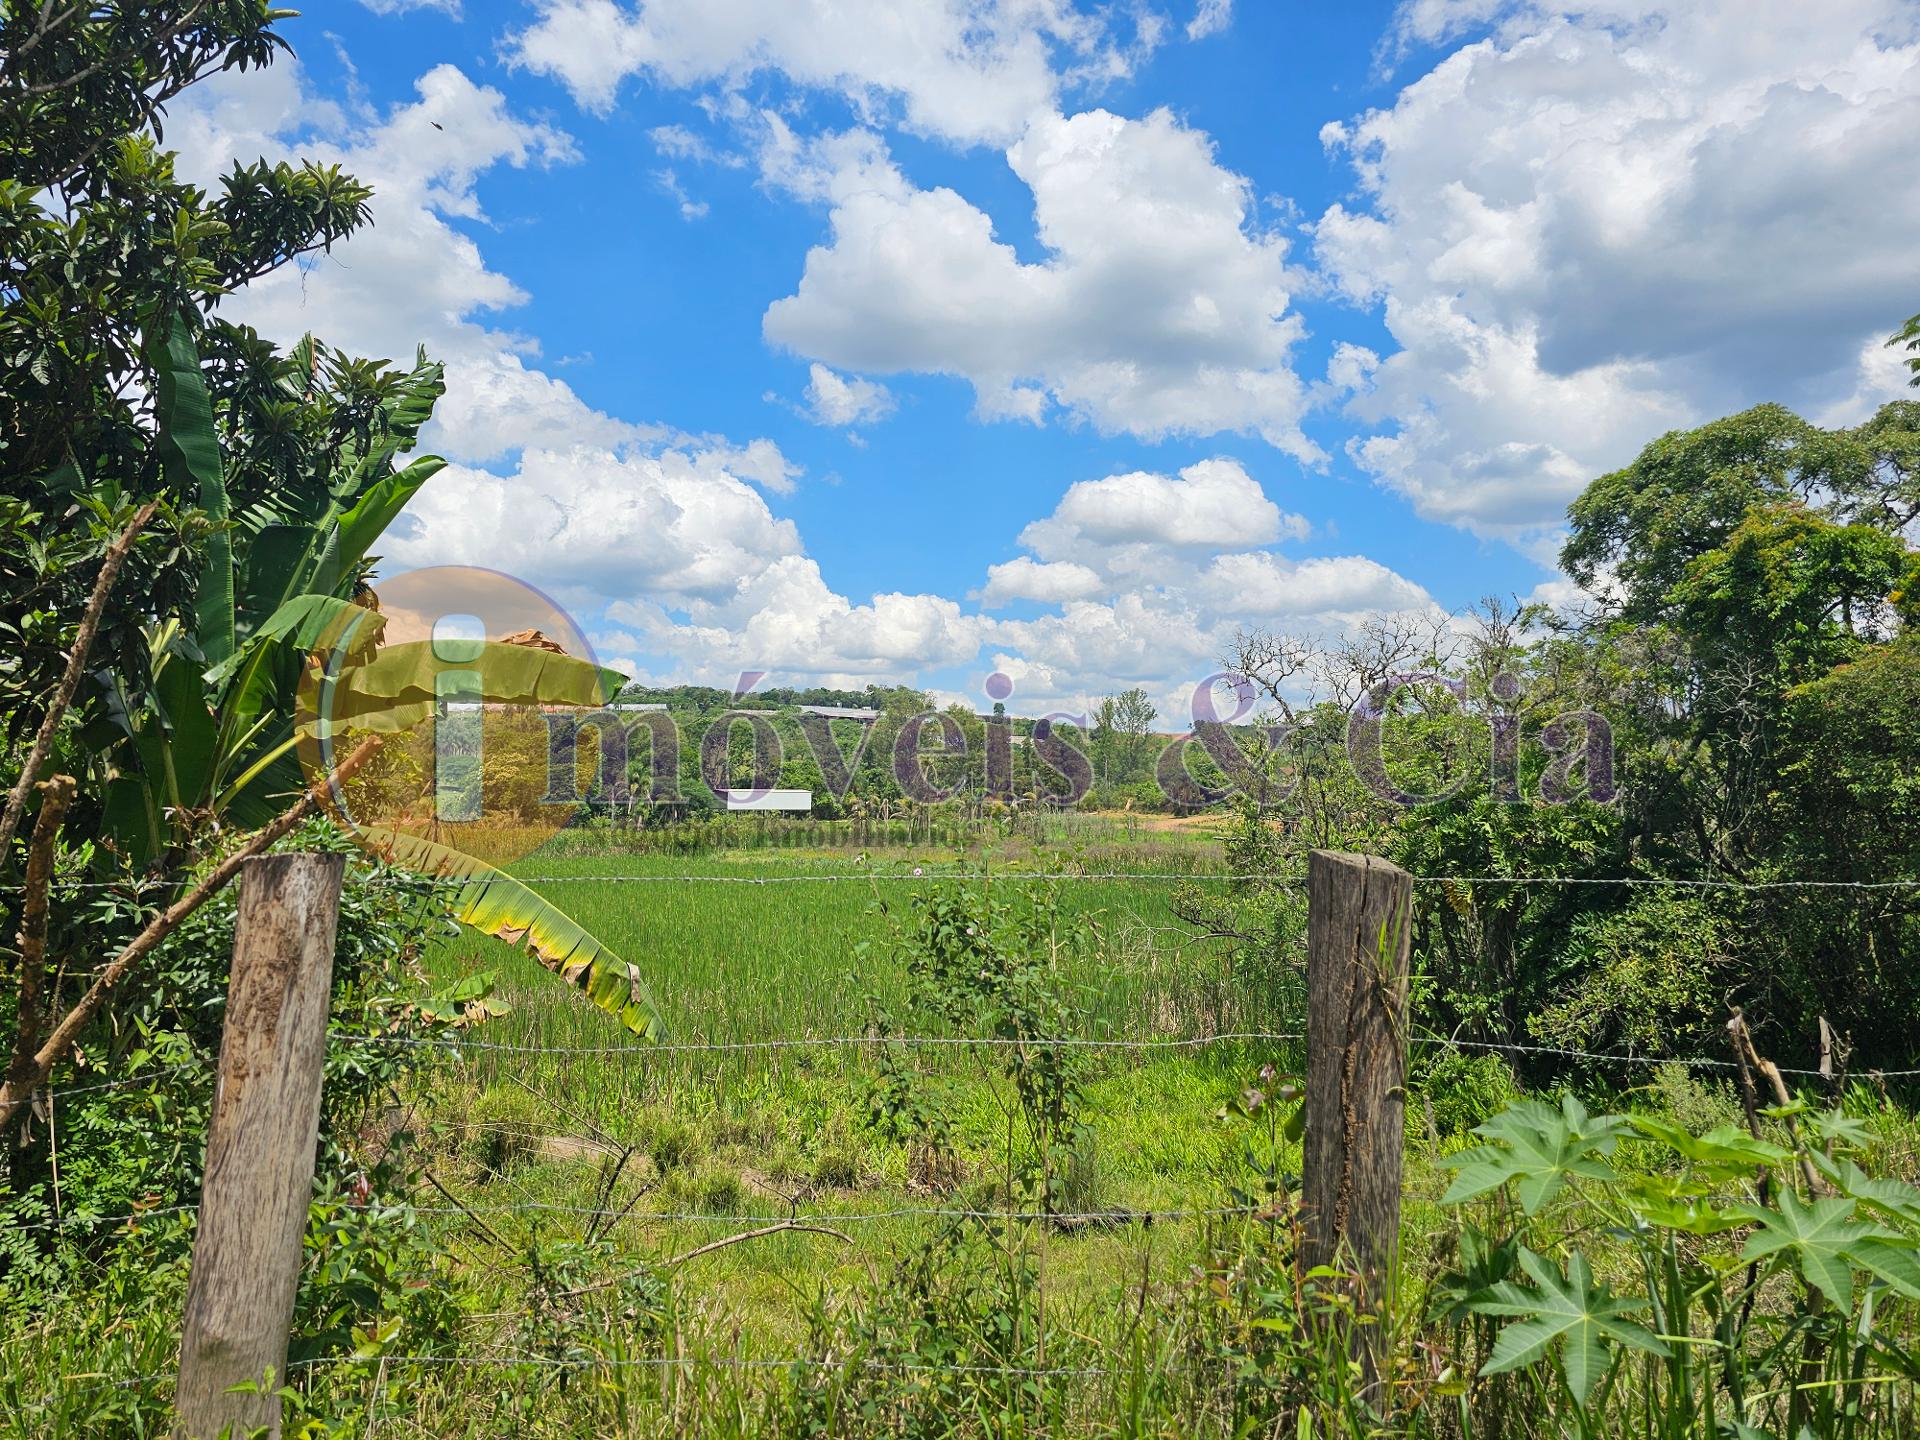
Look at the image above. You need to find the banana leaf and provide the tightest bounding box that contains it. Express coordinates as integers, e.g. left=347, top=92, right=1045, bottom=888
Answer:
left=216, top=592, right=385, bottom=709
left=317, top=640, right=624, bottom=733
left=146, top=315, right=233, bottom=668
left=238, top=523, right=324, bottom=639
left=333, top=454, right=445, bottom=580
left=153, top=651, right=219, bottom=813
left=361, top=827, right=664, bottom=1040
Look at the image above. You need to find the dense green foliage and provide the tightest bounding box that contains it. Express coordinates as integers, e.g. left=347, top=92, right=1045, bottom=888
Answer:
left=1, top=1, right=375, bottom=760
left=1180, top=394, right=1920, bottom=1079
left=0, top=821, right=459, bottom=1303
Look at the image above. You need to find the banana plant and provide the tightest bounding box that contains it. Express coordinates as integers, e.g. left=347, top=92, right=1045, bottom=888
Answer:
left=94, top=313, right=663, bottom=1038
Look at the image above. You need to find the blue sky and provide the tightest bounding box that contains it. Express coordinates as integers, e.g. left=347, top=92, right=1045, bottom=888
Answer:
left=174, top=0, right=1920, bottom=718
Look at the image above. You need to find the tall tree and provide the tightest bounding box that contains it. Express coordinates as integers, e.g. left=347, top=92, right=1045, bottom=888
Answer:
left=1891, top=307, right=1920, bottom=389
left=1, top=1, right=373, bottom=770
left=1111, top=687, right=1156, bottom=780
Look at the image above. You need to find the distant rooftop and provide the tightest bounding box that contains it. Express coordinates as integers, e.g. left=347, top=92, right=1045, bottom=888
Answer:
left=800, top=705, right=880, bottom=721
left=442, top=701, right=665, bottom=714
left=722, top=787, right=812, bottom=812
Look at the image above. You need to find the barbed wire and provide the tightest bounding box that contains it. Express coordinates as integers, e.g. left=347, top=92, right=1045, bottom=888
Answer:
left=32, top=1028, right=1920, bottom=1120
left=422, top=1200, right=1264, bottom=1225
left=41, top=1061, right=203, bottom=1097
left=10, top=1204, right=198, bottom=1234
left=1417, top=1034, right=1913, bottom=1077
left=288, top=1351, right=1126, bottom=1379
left=335, top=1028, right=1920, bottom=1078
left=384, top=870, right=1261, bottom=886
left=13, top=849, right=1920, bottom=1414
left=352, top=1030, right=1303, bottom=1057
left=379, top=872, right=1920, bottom=889
left=12, top=1198, right=1267, bottom=1235
left=1418, top=876, right=1920, bottom=892
left=6, top=1372, right=172, bottom=1420
left=2, top=870, right=1244, bottom=892
left=8, top=869, right=1920, bottom=893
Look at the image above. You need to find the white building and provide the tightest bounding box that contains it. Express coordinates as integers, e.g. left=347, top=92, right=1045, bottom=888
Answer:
left=721, top=788, right=812, bottom=812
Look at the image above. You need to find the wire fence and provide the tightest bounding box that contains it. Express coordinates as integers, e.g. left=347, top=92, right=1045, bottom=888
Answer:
left=22, top=864, right=1911, bottom=1090
left=9, top=861, right=1920, bottom=1423
left=9, top=869, right=1920, bottom=893
left=36, top=1023, right=1919, bottom=1111
left=11, top=1198, right=1274, bottom=1236
left=9, top=1351, right=1136, bottom=1422
left=335, top=1029, right=1920, bottom=1077
left=19, top=1014, right=1920, bottom=1246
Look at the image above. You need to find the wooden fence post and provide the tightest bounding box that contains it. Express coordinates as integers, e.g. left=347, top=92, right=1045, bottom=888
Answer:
left=1301, top=850, right=1414, bottom=1378
left=175, top=854, right=345, bottom=1440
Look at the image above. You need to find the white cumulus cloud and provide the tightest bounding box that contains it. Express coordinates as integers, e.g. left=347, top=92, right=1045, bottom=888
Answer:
left=383, top=446, right=805, bottom=609
left=507, top=0, right=1135, bottom=146
left=969, top=459, right=1434, bottom=710
left=980, top=557, right=1106, bottom=606
left=764, top=108, right=1320, bottom=457
left=1018, top=458, right=1310, bottom=573
left=611, top=556, right=986, bottom=683
left=804, top=364, right=896, bottom=427
left=1317, top=0, right=1920, bottom=543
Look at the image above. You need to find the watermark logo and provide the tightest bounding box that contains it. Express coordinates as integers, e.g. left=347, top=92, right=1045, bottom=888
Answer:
left=297, top=565, right=619, bottom=865
left=298, top=566, right=1618, bottom=861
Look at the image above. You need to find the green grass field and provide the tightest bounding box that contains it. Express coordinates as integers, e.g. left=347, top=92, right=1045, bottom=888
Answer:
left=443, top=838, right=1263, bottom=1041
left=398, top=826, right=1328, bottom=1357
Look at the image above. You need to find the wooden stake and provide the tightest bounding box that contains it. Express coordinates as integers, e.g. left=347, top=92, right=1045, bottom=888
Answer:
left=174, top=854, right=345, bottom=1440
left=1302, top=849, right=1414, bottom=1388
left=1817, top=1016, right=1850, bottom=1105
left=1727, top=1008, right=1823, bottom=1196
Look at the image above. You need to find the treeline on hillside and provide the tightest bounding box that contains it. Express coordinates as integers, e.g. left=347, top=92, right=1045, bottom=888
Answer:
left=465, top=682, right=1185, bottom=819
left=1179, top=392, right=1920, bottom=1077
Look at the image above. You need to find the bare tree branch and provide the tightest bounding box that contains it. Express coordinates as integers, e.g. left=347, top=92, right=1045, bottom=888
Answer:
left=0, top=734, right=382, bottom=1132
left=4, top=774, right=73, bottom=1129
left=557, top=1221, right=856, bottom=1299
left=0, top=500, right=158, bottom=859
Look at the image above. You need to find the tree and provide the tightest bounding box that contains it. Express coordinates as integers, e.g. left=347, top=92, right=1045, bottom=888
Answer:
left=1, top=4, right=376, bottom=759
left=1891, top=308, right=1920, bottom=389
left=1670, top=504, right=1905, bottom=689
left=0, top=2, right=663, bottom=1142
left=1110, top=687, right=1156, bottom=780
left=1089, top=694, right=1117, bottom=785
left=1562, top=404, right=1857, bottom=619
left=1562, top=400, right=1920, bottom=623
left=1186, top=368, right=1919, bottom=1074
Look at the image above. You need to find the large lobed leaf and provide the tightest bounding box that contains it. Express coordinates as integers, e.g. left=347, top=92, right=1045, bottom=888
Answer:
left=1627, top=1115, right=1792, bottom=1178
left=317, top=639, right=625, bottom=732
left=360, top=827, right=664, bottom=1041
left=1441, top=1096, right=1631, bottom=1215
left=1735, top=1191, right=1901, bottom=1311
left=1817, top=1153, right=1920, bottom=1229
left=1470, top=1248, right=1668, bottom=1406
